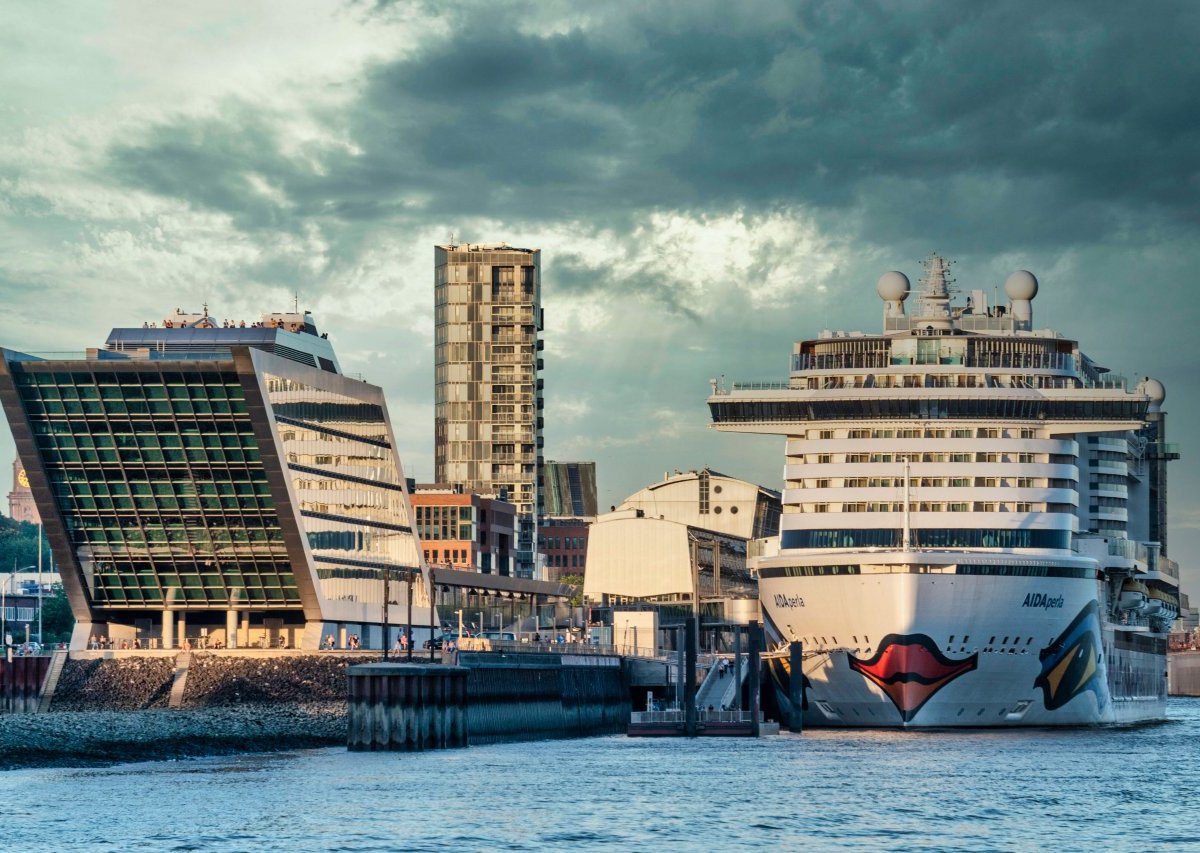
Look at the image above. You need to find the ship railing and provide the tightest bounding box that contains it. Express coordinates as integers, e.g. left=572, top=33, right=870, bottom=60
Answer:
left=730, top=381, right=792, bottom=391
left=1080, top=376, right=1129, bottom=390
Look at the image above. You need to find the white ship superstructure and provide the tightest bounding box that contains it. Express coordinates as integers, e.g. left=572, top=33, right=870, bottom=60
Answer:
left=709, top=256, right=1181, bottom=726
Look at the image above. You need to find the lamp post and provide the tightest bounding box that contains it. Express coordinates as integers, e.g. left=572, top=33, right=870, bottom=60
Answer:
left=37, top=523, right=43, bottom=646
left=405, top=567, right=414, bottom=662
left=428, top=566, right=436, bottom=662
left=382, top=566, right=390, bottom=660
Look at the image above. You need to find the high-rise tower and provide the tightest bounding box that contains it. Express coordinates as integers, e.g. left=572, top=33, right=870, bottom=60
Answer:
left=434, top=242, right=544, bottom=578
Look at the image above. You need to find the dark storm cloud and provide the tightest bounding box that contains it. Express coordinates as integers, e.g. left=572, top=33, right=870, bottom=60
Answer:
left=104, top=0, right=1200, bottom=257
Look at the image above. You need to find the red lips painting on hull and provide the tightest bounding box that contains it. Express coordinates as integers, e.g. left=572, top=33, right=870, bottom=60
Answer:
left=848, top=634, right=979, bottom=723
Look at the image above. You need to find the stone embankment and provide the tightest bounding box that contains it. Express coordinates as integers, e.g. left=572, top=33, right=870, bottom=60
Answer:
left=52, top=656, right=176, bottom=711
left=1, top=653, right=381, bottom=770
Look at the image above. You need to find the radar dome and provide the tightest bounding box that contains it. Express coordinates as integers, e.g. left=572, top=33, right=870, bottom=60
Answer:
left=1005, top=270, right=1039, bottom=301
left=1142, top=377, right=1166, bottom=406
left=877, top=271, right=910, bottom=302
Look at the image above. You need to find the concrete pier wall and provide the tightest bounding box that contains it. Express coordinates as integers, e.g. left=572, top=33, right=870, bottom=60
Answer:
left=1169, top=652, right=1200, bottom=696
left=0, top=656, right=50, bottom=713
left=347, top=652, right=630, bottom=750
left=463, top=653, right=628, bottom=744
left=347, top=664, right=467, bottom=751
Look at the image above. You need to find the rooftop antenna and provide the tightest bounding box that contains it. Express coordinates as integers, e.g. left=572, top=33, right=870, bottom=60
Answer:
left=448, top=230, right=456, bottom=247
left=293, top=291, right=299, bottom=314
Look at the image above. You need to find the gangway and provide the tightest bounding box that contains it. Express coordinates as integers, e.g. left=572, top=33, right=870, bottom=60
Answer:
left=695, top=658, right=746, bottom=711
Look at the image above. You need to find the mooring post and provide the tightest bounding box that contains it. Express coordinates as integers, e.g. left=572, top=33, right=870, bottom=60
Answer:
left=684, top=615, right=698, bottom=737
left=789, top=640, right=804, bottom=733
left=675, top=627, right=685, bottom=711
left=732, top=626, right=742, bottom=711
left=749, top=619, right=762, bottom=737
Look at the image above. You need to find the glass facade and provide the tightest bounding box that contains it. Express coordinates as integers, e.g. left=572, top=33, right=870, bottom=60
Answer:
left=13, top=363, right=299, bottom=608
left=710, top=397, right=1149, bottom=423
left=780, top=528, right=1073, bottom=550
left=264, top=373, right=422, bottom=602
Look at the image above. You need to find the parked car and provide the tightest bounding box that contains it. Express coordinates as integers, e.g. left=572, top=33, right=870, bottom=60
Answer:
left=481, top=631, right=516, bottom=642
left=423, top=632, right=460, bottom=650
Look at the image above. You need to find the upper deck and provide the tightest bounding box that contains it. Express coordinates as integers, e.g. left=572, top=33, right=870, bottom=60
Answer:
left=104, top=307, right=341, bottom=374
left=708, top=257, right=1160, bottom=432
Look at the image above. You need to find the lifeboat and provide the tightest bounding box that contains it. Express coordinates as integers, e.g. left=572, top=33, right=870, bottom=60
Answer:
left=1149, top=587, right=1178, bottom=622
left=1118, top=579, right=1150, bottom=612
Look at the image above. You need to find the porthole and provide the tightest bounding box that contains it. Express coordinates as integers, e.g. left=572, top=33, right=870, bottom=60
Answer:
left=714, top=506, right=722, bottom=514
left=713, top=485, right=723, bottom=494
left=730, top=506, right=738, bottom=514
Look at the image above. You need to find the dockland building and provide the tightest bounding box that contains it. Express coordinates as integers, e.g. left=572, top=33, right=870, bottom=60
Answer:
left=0, top=308, right=433, bottom=651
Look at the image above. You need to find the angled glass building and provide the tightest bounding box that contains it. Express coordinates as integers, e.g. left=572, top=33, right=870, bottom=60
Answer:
left=0, top=310, right=433, bottom=650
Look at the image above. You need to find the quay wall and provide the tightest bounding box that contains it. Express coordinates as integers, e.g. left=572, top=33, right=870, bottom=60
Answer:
left=463, top=653, right=629, bottom=744
left=1169, top=652, right=1200, bottom=696
left=0, top=656, right=50, bottom=713
left=347, top=652, right=630, bottom=750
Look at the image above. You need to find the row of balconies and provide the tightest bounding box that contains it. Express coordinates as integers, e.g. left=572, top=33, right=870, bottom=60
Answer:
left=786, top=437, right=1075, bottom=454
left=785, top=487, right=1077, bottom=506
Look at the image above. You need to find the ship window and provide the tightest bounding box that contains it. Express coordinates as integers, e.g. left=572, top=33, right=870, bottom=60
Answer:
left=989, top=636, right=996, bottom=645
left=949, top=635, right=955, bottom=644
left=963, top=636, right=969, bottom=643
left=1002, top=637, right=1009, bottom=645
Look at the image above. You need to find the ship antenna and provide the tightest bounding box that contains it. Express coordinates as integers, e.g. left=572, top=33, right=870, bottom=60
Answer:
left=902, top=456, right=912, bottom=551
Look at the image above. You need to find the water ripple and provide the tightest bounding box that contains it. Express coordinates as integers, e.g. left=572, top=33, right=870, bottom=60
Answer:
left=2, top=700, right=1199, bottom=851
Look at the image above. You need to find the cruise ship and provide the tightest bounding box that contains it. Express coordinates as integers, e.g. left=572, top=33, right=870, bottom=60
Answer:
left=708, top=256, right=1181, bottom=726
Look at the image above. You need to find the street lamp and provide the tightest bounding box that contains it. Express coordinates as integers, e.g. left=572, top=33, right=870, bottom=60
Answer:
left=37, top=523, right=43, bottom=646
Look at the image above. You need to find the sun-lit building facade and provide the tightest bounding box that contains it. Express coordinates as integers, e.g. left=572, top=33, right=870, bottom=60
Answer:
left=0, top=310, right=433, bottom=650
left=434, top=242, right=544, bottom=578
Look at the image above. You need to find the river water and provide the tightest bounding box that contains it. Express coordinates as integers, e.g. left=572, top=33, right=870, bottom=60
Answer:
left=4, top=699, right=1199, bottom=852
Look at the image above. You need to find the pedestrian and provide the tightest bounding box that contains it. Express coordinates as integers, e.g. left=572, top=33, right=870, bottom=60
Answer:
left=400, top=633, right=409, bottom=651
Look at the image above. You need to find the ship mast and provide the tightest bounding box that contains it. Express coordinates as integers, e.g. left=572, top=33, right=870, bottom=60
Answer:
left=902, top=456, right=912, bottom=551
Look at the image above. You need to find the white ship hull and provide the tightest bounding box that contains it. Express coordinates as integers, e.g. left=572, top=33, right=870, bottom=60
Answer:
left=762, top=569, right=1167, bottom=727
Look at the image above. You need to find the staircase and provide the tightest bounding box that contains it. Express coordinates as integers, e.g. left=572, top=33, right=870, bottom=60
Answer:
left=36, top=649, right=69, bottom=713
left=695, top=659, right=747, bottom=711
left=167, top=652, right=192, bottom=708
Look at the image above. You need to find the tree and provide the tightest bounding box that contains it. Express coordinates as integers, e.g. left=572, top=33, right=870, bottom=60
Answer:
left=559, top=573, right=584, bottom=607
left=41, top=584, right=75, bottom=645
left=0, top=514, right=51, bottom=574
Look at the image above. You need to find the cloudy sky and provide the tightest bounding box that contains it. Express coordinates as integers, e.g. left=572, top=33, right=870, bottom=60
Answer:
left=2, top=0, right=1198, bottom=592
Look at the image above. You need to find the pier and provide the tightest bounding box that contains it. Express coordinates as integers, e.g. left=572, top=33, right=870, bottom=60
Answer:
left=346, top=649, right=629, bottom=750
